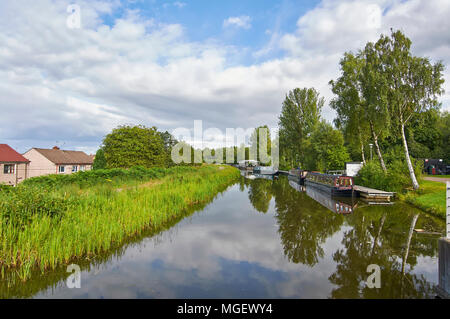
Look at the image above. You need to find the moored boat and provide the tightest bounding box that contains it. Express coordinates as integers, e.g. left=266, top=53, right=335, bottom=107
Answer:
left=305, top=172, right=353, bottom=196
left=288, top=168, right=308, bottom=185
left=238, top=160, right=259, bottom=171
left=253, top=166, right=278, bottom=175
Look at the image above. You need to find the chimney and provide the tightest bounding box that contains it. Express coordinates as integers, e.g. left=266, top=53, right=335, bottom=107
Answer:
left=53, top=146, right=60, bottom=150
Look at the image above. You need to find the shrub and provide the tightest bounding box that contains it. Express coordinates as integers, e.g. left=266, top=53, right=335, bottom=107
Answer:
left=354, top=158, right=423, bottom=193
left=0, top=187, right=75, bottom=226
left=21, top=166, right=197, bottom=189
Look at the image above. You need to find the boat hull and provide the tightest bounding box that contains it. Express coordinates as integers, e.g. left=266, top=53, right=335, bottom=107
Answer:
left=305, top=180, right=353, bottom=197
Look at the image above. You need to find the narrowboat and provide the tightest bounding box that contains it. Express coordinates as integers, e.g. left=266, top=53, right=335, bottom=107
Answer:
left=288, top=169, right=308, bottom=185
left=305, top=172, right=354, bottom=196
left=253, top=166, right=278, bottom=175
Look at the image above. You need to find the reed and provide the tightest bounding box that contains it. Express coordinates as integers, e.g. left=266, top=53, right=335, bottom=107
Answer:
left=0, top=165, right=239, bottom=282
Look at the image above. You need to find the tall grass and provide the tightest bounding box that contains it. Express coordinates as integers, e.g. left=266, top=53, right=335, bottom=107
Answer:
left=0, top=165, right=239, bottom=283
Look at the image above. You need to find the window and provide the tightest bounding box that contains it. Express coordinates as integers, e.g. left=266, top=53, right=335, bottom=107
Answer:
left=72, top=165, right=78, bottom=173
left=58, top=166, right=65, bottom=173
left=3, top=164, right=15, bottom=174
left=80, top=165, right=85, bottom=171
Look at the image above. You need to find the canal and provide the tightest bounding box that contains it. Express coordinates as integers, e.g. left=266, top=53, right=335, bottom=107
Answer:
left=2, top=174, right=445, bottom=298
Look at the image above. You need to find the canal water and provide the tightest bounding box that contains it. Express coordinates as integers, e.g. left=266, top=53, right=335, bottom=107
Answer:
left=3, top=174, right=446, bottom=298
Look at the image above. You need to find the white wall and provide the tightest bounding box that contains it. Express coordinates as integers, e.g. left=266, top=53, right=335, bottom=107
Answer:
left=346, top=162, right=363, bottom=177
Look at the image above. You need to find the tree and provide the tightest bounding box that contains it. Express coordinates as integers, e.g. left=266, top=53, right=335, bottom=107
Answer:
left=158, top=130, right=178, bottom=165
left=407, top=109, right=442, bottom=158
left=436, top=111, right=450, bottom=162
left=102, top=125, right=167, bottom=168
left=377, top=30, right=445, bottom=189
left=309, top=121, right=350, bottom=172
left=278, top=88, right=323, bottom=168
left=92, top=148, right=107, bottom=170
left=250, top=125, right=272, bottom=165
left=360, top=41, right=392, bottom=172
left=330, top=50, right=390, bottom=171
left=330, top=52, right=370, bottom=165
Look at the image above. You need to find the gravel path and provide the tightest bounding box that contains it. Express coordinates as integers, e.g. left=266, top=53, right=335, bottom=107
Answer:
left=423, top=176, right=450, bottom=183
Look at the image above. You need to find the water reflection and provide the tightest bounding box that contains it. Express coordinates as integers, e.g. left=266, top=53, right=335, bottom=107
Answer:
left=2, top=174, right=445, bottom=299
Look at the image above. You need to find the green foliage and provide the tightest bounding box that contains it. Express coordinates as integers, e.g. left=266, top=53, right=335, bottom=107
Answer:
left=0, top=165, right=239, bottom=282
left=355, top=159, right=423, bottom=192
left=434, top=111, right=450, bottom=162
left=307, top=121, right=350, bottom=171
left=330, top=52, right=369, bottom=163
left=250, top=125, right=272, bottom=165
left=102, top=125, right=168, bottom=168
left=278, top=87, right=323, bottom=168
left=403, top=180, right=446, bottom=219
left=0, top=187, right=76, bottom=226
left=92, top=148, right=107, bottom=170
left=21, top=166, right=194, bottom=189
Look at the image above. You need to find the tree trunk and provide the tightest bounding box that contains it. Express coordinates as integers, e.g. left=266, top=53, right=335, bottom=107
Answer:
left=400, top=122, right=419, bottom=190
left=371, top=213, right=386, bottom=257
left=369, top=121, right=387, bottom=172
left=359, top=131, right=366, bottom=165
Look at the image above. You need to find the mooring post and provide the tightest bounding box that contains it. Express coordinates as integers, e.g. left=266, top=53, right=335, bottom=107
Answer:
left=436, top=182, right=450, bottom=298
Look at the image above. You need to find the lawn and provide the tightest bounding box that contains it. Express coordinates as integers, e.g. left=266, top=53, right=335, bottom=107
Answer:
left=403, top=180, right=446, bottom=219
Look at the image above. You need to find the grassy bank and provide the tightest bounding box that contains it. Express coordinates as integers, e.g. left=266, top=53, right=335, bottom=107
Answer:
left=401, top=180, right=446, bottom=219
left=0, top=165, right=239, bottom=282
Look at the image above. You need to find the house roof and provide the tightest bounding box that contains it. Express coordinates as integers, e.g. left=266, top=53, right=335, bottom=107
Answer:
left=0, top=144, right=30, bottom=163
left=33, top=147, right=94, bottom=165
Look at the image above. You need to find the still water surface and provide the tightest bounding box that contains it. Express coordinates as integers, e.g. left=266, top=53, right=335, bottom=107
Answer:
left=7, top=175, right=447, bottom=298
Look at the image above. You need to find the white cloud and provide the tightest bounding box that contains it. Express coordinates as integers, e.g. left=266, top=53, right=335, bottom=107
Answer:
left=278, top=0, right=450, bottom=116
left=0, top=0, right=448, bottom=154
left=223, top=15, right=252, bottom=29
left=173, top=1, right=186, bottom=8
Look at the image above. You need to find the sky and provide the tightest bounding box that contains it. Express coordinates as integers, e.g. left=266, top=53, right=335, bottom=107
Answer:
left=1, top=0, right=449, bottom=154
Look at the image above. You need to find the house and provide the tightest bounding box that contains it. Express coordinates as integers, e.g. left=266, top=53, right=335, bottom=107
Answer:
left=0, top=144, right=30, bottom=186
left=23, top=146, right=94, bottom=178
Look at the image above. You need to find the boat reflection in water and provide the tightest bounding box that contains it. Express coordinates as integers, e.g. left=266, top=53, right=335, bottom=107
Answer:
left=240, top=170, right=278, bottom=181
left=288, top=178, right=356, bottom=214
left=306, top=187, right=356, bottom=214
left=288, top=176, right=305, bottom=192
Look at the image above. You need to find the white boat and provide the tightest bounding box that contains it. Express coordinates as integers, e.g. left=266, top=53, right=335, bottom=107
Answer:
left=253, top=166, right=278, bottom=175
left=238, top=160, right=259, bottom=170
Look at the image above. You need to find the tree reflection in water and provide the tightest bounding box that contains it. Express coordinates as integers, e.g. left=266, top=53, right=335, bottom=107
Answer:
left=272, top=177, right=344, bottom=266
left=247, top=175, right=444, bottom=298
left=328, top=207, right=439, bottom=298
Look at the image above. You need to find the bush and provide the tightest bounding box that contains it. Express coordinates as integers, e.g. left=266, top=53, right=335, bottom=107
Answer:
left=21, top=166, right=196, bottom=189
left=354, top=158, right=423, bottom=193
left=0, top=187, right=75, bottom=226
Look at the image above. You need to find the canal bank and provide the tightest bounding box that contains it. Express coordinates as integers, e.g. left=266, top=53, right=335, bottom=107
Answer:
left=1, top=174, right=446, bottom=299
left=0, top=165, right=240, bottom=285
